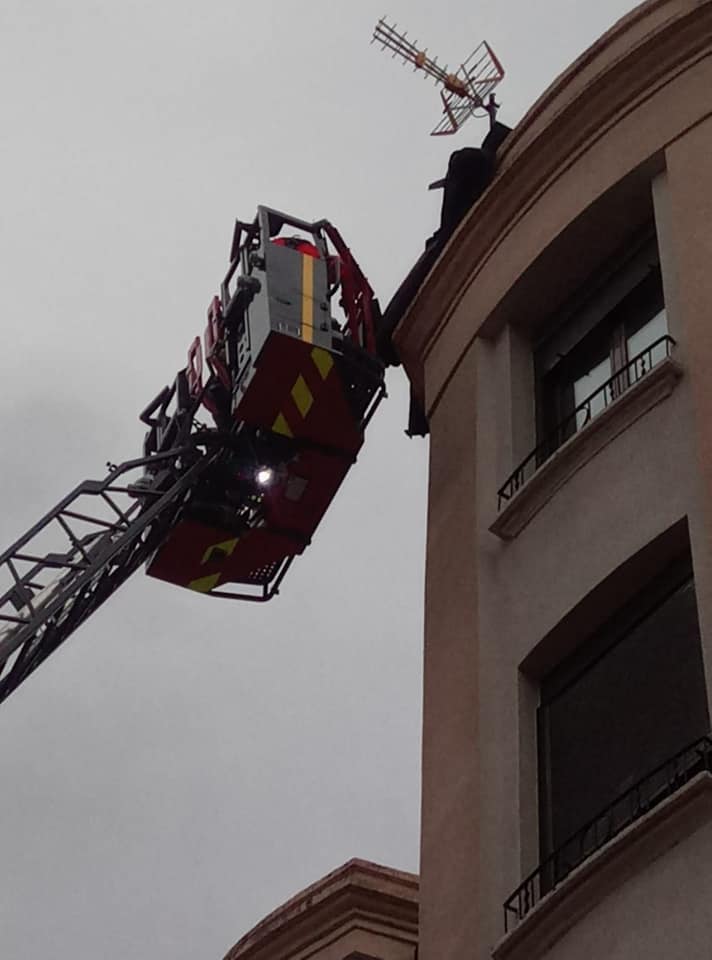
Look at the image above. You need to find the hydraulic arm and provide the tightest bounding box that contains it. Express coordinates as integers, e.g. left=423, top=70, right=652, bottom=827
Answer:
left=0, top=206, right=385, bottom=706
left=0, top=445, right=214, bottom=704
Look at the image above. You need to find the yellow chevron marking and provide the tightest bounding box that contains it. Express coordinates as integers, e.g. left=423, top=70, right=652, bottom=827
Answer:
left=201, top=537, right=239, bottom=566
left=291, top=374, right=313, bottom=419
left=188, top=572, right=221, bottom=593
left=311, top=346, right=333, bottom=380
left=272, top=412, right=294, bottom=438
left=301, top=253, right=314, bottom=344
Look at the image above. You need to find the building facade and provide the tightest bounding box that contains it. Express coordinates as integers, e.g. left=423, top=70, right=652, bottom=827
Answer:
left=221, top=860, right=418, bottom=960
left=394, top=1, right=712, bottom=958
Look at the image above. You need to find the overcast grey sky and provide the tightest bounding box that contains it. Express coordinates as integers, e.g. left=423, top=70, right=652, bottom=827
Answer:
left=0, top=2, right=640, bottom=958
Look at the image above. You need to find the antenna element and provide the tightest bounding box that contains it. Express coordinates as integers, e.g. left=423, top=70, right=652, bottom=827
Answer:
left=372, top=17, right=504, bottom=136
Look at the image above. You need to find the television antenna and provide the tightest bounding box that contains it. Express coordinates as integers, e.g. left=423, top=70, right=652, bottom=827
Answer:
left=372, top=17, right=505, bottom=136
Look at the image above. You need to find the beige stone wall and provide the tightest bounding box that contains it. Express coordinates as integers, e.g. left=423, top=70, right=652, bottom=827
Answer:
left=394, top=1, right=712, bottom=958
left=419, top=342, right=480, bottom=960
left=545, top=820, right=712, bottom=960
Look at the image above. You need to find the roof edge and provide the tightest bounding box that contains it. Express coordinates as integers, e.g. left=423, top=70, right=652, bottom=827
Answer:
left=223, top=859, right=419, bottom=960
left=393, top=0, right=712, bottom=409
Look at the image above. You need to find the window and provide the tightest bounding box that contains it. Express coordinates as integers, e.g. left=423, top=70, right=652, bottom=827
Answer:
left=538, top=559, right=709, bottom=870
left=495, top=234, right=677, bottom=513
left=535, top=236, right=668, bottom=456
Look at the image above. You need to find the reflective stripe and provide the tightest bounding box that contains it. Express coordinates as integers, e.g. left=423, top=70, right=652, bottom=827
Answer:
left=301, top=253, right=314, bottom=343
left=188, top=573, right=221, bottom=593
left=273, top=412, right=294, bottom=438
left=291, top=374, right=313, bottom=419
left=311, top=346, right=333, bottom=380
left=201, top=538, right=238, bottom=565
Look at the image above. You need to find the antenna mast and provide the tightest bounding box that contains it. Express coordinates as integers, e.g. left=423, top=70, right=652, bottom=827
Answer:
left=372, top=17, right=504, bottom=136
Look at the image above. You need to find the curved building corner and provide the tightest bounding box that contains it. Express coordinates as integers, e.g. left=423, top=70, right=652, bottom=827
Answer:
left=394, top=1, right=712, bottom=958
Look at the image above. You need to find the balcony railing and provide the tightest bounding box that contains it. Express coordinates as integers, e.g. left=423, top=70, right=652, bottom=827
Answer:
left=503, top=735, right=712, bottom=933
left=497, top=335, right=676, bottom=511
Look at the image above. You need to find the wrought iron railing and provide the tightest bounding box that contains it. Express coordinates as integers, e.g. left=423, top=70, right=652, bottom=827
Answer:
left=503, top=735, right=712, bottom=933
left=497, top=335, right=676, bottom=510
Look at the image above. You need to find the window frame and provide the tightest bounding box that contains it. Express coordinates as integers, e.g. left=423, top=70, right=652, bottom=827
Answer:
left=537, top=556, right=709, bottom=866
left=534, top=232, right=665, bottom=452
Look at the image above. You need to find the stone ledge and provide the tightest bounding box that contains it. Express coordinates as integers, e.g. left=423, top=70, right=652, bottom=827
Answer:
left=222, top=859, right=418, bottom=960
left=490, top=357, right=683, bottom=540
left=493, top=772, right=712, bottom=960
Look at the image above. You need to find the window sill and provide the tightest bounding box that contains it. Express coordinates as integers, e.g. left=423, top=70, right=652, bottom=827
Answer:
left=493, top=772, right=712, bottom=960
left=490, top=357, right=683, bottom=540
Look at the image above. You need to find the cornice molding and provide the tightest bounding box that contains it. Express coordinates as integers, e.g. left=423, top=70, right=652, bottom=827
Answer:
left=222, top=860, right=418, bottom=960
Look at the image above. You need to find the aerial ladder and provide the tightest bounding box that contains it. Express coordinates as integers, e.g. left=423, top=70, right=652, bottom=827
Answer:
left=0, top=206, right=385, bottom=706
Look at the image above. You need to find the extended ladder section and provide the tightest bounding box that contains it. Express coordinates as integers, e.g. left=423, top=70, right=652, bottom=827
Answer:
left=0, top=446, right=215, bottom=705
left=0, top=205, right=386, bottom=706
